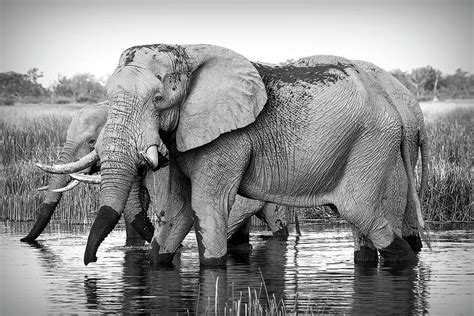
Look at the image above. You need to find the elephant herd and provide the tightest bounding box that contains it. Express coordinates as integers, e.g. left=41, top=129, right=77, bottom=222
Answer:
left=23, top=44, right=429, bottom=268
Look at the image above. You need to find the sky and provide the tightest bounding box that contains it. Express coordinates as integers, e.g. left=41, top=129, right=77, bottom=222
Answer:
left=1, top=0, right=472, bottom=87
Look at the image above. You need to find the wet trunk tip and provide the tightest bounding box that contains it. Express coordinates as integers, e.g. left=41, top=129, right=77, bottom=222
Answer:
left=84, top=206, right=121, bottom=265
left=20, top=202, right=58, bottom=242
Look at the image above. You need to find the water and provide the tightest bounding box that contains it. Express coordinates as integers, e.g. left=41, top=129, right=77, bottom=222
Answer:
left=1, top=222, right=473, bottom=315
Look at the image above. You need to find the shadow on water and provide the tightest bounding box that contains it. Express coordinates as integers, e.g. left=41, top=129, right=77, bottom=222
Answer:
left=1, top=221, right=472, bottom=314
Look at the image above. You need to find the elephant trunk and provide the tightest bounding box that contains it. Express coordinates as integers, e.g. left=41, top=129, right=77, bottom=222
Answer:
left=84, top=123, right=137, bottom=265
left=21, top=141, right=76, bottom=242
left=124, top=167, right=155, bottom=243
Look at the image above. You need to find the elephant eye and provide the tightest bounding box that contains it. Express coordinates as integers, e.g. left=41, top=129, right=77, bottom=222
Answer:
left=152, top=92, right=164, bottom=107
left=88, top=139, right=96, bottom=146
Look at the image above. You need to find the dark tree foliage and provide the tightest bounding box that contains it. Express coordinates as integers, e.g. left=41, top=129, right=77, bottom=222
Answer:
left=390, top=67, right=474, bottom=101
left=0, top=68, right=48, bottom=100
left=52, top=73, right=106, bottom=103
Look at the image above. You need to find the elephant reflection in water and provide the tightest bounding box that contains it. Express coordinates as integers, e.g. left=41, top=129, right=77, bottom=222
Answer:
left=351, top=264, right=430, bottom=314
left=80, top=232, right=430, bottom=314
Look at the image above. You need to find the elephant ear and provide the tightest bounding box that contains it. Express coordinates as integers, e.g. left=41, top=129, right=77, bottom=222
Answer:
left=176, top=45, right=267, bottom=152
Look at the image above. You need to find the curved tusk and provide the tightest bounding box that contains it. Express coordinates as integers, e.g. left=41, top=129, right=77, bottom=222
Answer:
left=36, top=185, right=49, bottom=191
left=139, top=148, right=158, bottom=170
left=36, top=150, right=99, bottom=174
left=51, top=179, right=81, bottom=193
left=140, top=144, right=169, bottom=171
left=70, top=173, right=101, bottom=184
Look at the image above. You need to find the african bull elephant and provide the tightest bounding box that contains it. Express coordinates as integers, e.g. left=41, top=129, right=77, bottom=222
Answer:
left=40, top=44, right=428, bottom=267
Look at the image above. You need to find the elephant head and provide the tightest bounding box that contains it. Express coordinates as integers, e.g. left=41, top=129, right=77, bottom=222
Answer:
left=83, top=44, right=266, bottom=265
left=21, top=103, right=108, bottom=242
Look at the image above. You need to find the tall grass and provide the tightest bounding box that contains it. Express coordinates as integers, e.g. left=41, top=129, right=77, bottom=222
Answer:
left=1, top=103, right=100, bottom=223
left=422, top=107, right=473, bottom=222
left=197, top=271, right=322, bottom=315
left=1, top=103, right=472, bottom=223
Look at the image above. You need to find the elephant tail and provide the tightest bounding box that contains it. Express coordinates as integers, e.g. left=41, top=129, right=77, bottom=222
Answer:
left=401, top=125, right=432, bottom=250
left=418, top=128, right=429, bottom=207
left=417, top=123, right=432, bottom=250
left=400, top=128, right=425, bottom=230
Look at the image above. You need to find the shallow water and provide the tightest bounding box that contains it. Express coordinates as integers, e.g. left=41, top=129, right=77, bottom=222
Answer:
left=1, top=222, right=472, bottom=315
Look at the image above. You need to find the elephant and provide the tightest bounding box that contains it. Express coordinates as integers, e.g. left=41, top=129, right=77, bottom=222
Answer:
left=42, top=44, right=427, bottom=267
left=21, top=102, right=155, bottom=245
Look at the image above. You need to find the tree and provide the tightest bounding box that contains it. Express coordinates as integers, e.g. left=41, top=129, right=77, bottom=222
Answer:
left=278, top=58, right=295, bottom=66
left=424, top=68, right=442, bottom=101
left=407, top=66, right=438, bottom=99
left=52, top=73, right=106, bottom=103
left=0, top=69, right=48, bottom=99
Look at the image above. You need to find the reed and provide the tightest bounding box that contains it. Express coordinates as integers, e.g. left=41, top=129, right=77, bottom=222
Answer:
left=198, top=270, right=325, bottom=315
left=421, top=107, right=473, bottom=222
left=1, top=103, right=472, bottom=224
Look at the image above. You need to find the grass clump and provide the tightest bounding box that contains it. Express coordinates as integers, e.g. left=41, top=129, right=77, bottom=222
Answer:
left=422, top=107, right=473, bottom=222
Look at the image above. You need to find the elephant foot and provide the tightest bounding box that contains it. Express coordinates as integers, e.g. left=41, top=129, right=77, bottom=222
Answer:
left=150, top=239, right=175, bottom=266
left=354, top=245, right=378, bottom=265
left=228, top=234, right=250, bottom=247
left=272, top=225, right=289, bottom=237
left=379, top=235, right=418, bottom=264
left=129, top=210, right=155, bottom=243
left=199, top=255, right=227, bottom=268
left=403, top=234, right=423, bottom=253
left=125, top=237, right=146, bottom=247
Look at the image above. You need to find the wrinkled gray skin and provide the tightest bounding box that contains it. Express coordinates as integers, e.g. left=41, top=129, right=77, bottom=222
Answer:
left=21, top=102, right=153, bottom=245
left=83, top=44, right=426, bottom=267
left=24, top=101, right=290, bottom=245
left=348, top=60, right=428, bottom=260
left=146, top=59, right=429, bottom=263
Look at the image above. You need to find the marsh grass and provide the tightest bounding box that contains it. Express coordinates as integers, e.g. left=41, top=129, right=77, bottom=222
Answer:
left=422, top=107, right=473, bottom=222
left=1, top=102, right=472, bottom=224
left=198, top=271, right=323, bottom=315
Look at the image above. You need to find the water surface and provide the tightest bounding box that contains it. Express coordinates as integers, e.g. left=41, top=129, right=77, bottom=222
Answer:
left=1, top=222, right=472, bottom=315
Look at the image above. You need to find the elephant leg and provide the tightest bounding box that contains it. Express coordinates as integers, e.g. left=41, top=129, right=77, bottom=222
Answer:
left=227, top=218, right=251, bottom=250
left=227, top=196, right=265, bottom=238
left=340, top=124, right=417, bottom=263
left=151, top=200, right=194, bottom=266
left=346, top=204, right=417, bottom=263
left=123, top=171, right=154, bottom=244
left=257, top=203, right=289, bottom=237
left=151, top=165, right=194, bottom=266
left=385, top=157, right=423, bottom=253
left=352, top=227, right=378, bottom=265
left=193, top=197, right=229, bottom=267
left=124, top=217, right=145, bottom=247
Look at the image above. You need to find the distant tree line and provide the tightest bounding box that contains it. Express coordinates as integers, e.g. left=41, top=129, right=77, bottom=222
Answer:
left=0, top=68, right=106, bottom=105
left=390, top=66, right=474, bottom=101
left=0, top=65, right=473, bottom=105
